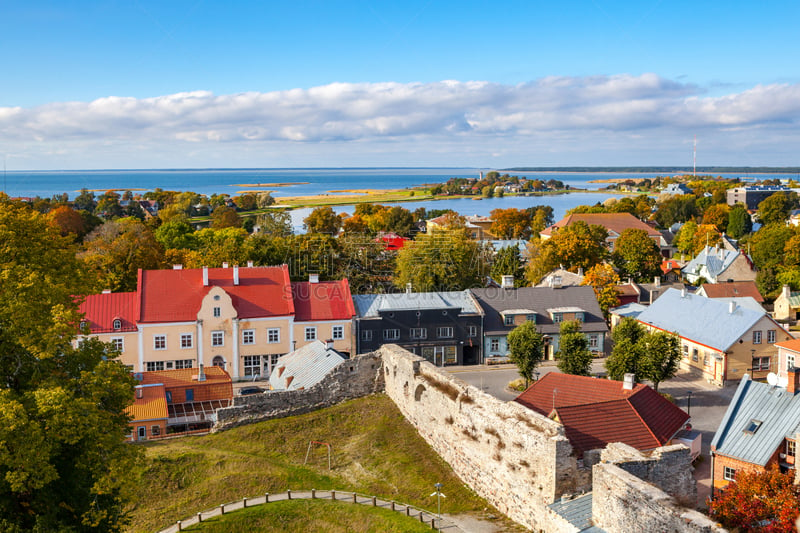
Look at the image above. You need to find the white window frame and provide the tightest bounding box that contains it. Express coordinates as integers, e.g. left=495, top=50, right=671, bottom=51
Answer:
left=383, top=329, right=400, bottom=341
left=154, top=335, right=166, bottom=350
left=467, top=325, right=477, bottom=337
left=490, top=338, right=500, bottom=352
left=787, top=440, right=796, bottom=458
left=410, top=328, right=427, bottom=340
left=504, top=315, right=514, bottom=326
left=146, top=361, right=165, bottom=372
left=752, top=356, right=770, bottom=371
left=753, top=330, right=762, bottom=344
left=305, top=327, right=317, bottom=341
left=110, top=337, right=124, bottom=352
left=211, top=331, right=224, bottom=347
left=243, top=355, right=261, bottom=377
left=332, top=325, right=344, bottom=340
left=788, top=352, right=796, bottom=370
left=767, top=329, right=776, bottom=343
left=112, top=318, right=122, bottom=330
left=267, top=328, right=280, bottom=343
left=588, top=334, right=598, bottom=349
left=242, top=329, right=255, bottom=345
left=723, top=466, right=736, bottom=481
left=181, top=333, right=193, bottom=349
left=361, top=330, right=373, bottom=341
left=437, top=327, right=454, bottom=339
left=174, top=359, right=193, bottom=369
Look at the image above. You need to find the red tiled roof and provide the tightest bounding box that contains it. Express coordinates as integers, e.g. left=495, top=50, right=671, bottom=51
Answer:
left=541, top=213, right=661, bottom=238
left=80, top=291, right=139, bottom=333
left=138, top=265, right=294, bottom=323
left=700, top=281, right=764, bottom=303
left=292, top=279, right=355, bottom=322
left=616, top=284, right=639, bottom=297
left=514, top=373, right=689, bottom=456
left=138, top=366, right=232, bottom=388
left=661, top=259, right=683, bottom=274
left=775, top=338, right=800, bottom=352
left=127, top=384, right=168, bottom=422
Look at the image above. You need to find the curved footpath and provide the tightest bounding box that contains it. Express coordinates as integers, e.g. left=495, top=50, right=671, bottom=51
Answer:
left=158, top=489, right=467, bottom=533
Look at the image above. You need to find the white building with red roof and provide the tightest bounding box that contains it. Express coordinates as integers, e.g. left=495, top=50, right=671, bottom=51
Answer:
left=79, top=265, right=355, bottom=380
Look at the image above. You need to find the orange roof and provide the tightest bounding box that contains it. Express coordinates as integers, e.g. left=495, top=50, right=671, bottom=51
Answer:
left=541, top=213, right=661, bottom=238
left=138, top=366, right=232, bottom=388
left=514, top=373, right=689, bottom=456
left=127, top=384, right=168, bottom=422
left=80, top=292, right=138, bottom=333
left=775, top=338, right=800, bottom=352
left=138, top=265, right=294, bottom=323
left=292, top=280, right=356, bottom=322
left=700, top=281, right=764, bottom=303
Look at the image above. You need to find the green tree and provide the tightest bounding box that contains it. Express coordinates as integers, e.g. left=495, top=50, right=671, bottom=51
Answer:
left=73, top=188, right=97, bottom=212
left=605, top=317, right=646, bottom=381
left=491, top=245, right=525, bottom=287
left=612, top=228, right=663, bottom=282
left=654, top=195, right=698, bottom=227
left=0, top=196, right=140, bottom=531
left=154, top=219, right=198, bottom=251
left=673, top=220, right=698, bottom=255
left=525, top=221, right=608, bottom=283
left=95, top=190, right=124, bottom=219
left=638, top=330, right=680, bottom=391
left=395, top=229, right=489, bottom=291
left=195, top=227, right=254, bottom=267
left=256, top=211, right=293, bottom=238
left=304, top=206, right=342, bottom=235
left=727, top=205, right=752, bottom=239
left=749, top=223, right=794, bottom=270
left=507, top=321, right=544, bottom=387
left=582, top=263, right=621, bottom=318
left=757, top=192, right=797, bottom=226
left=556, top=320, right=593, bottom=376
left=335, top=234, right=396, bottom=294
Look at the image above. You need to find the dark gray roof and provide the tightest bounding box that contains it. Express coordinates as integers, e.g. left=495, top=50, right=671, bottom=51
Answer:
left=471, top=286, right=608, bottom=336
left=352, top=290, right=482, bottom=318
left=711, top=375, right=800, bottom=466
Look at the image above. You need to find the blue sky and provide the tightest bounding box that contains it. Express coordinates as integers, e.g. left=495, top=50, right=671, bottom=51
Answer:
left=2, top=1, right=799, bottom=169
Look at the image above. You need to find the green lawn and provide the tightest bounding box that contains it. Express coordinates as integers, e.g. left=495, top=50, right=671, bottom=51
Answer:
left=180, top=499, right=433, bottom=533
left=127, top=394, right=496, bottom=532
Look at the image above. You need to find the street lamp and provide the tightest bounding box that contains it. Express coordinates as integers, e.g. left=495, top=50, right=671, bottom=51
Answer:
left=686, top=390, right=692, bottom=417
left=430, top=482, right=446, bottom=520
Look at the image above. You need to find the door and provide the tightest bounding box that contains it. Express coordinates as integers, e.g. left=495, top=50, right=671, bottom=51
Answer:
left=137, top=426, right=146, bottom=441
left=185, top=388, right=194, bottom=402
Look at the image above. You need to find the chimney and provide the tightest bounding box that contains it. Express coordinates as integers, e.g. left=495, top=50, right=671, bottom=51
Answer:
left=309, top=273, right=319, bottom=284
left=654, top=276, right=661, bottom=288
left=577, top=267, right=584, bottom=277
left=405, top=282, right=412, bottom=294
left=623, top=373, right=635, bottom=390
left=681, top=287, right=687, bottom=298
left=326, top=338, right=334, bottom=350
left=501, top=275, right=514, bottom=289
left=102, top=289, right=112, bottom=294
left=173, top=264, right=183, bottom=270
left=197, top=363, right=206, bottom=382
left=729, top=301, right=736, bottom=314
left=233, top=265, right=239, bottom=286
left=782, top=285, right=792, bottom=301
left=789, top=367, right=800, bottom=395
left=203, top=266, right=209, bottom=286
left=247, top=260, right=254, bottom=268
left=222, top=262, right=229, bottom=269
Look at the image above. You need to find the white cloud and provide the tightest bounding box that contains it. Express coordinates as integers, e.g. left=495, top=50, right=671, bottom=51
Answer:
left=2, top=75, right=800, bottom=168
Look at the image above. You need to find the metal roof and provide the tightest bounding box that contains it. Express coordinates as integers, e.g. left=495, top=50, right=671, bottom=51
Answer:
left=548, top=493, right=605, bottom=532
left=352, top=290, right=482, bottom=318
left=609, top=302, right=647, bottom=319
left=711, top=375, right=800, bottom=466
left=682, top=246, right=739, bottom=281
left=712, top=296, right=765, bottom=313
left=636, top=288, right=764, bottom=352
left=269, top=341, right=346, bottom=391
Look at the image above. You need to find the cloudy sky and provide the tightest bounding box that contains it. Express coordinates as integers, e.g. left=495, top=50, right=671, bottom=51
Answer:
left=2, top=1, right=799, bottom=169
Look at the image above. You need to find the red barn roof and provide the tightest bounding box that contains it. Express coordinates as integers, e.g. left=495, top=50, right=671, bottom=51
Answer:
left=514, top=373, right=689, bottom=456
left=80, top=291, right=139, bottom=333
left=292, top=279, right=355, bottom=322
left=138, top=265, right=294, bottom=323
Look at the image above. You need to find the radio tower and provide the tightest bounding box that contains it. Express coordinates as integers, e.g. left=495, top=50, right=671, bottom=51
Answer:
left=693, top=135, right=697, bottom=177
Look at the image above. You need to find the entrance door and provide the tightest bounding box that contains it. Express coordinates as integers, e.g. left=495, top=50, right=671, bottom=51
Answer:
left=137, top=426, right=146, bottom=441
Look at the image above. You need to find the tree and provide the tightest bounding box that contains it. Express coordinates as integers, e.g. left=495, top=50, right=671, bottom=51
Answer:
left=612, top=228, right=662, bottom=283
left=507, top=322, right=544, bottom=387
left=48, top=205, right=89, bottom=240
left=255, top=210, right=293, bottom=237
left=673, top=220, right=698, bottom=255
left=556, top=320, right=593, bottom=376
left=395, top=229, right=489, bottom=291
left=702, top=203, right=729, bottom=232
left=490, top=208, right=532, bottom=240
left=638, top=330, right=680, bottom=391
left=95, top=190, right=124, bottom=219
left=304, top=206, right=342, bottom=235
left=335, top=234, right=396, bottom=294
left=709, top=465, right=800, bottom=533
left=749, top=223, right=794, bottom=270
left=491, top=245, right=525, bottom=287
left=195, top=227, right=254, bottom=267
left=73, top=188, right=97, bottom=212
left=727, top=205, right=752, bottom=239
left=525, top=221, right=608, bottom=283
left=582, top=263, right=620, bottom=318
left=757, top=192, right=796, bottom=226
left=605, top=317, right=646, bottom=381
left=154, top=219, right=198, bottom=251
left=210, top=205, right=242, bottom=229
left=0, top=196, right=140, bottom=530
left=654, top=195, right=698, bottom=228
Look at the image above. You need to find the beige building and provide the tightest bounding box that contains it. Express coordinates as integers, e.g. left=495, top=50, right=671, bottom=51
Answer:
left=79, top=265, right=355, bottom=381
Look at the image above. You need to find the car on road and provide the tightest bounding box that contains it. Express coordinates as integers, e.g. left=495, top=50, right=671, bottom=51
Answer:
left=237, top=386, right=266, bottom=396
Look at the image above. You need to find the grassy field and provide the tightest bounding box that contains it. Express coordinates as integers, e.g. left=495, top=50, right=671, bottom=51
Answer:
left=127, top=394, right=503, bottom=532
left=180, top=499, right=433, bottom=532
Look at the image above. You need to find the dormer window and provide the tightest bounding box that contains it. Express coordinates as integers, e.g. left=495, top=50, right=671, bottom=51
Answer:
left=504, top=315, right=514, bottom=326
left=112, top=318, right=122, bottom=330
left=553, top=313, right=562, bottom=323
left=744, top=419, right=762, bottom=434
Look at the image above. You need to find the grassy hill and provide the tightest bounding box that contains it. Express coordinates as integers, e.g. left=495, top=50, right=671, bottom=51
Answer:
left=127, top=394, right=508, bottom=532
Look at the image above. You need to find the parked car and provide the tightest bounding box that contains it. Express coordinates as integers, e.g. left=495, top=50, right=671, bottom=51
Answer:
left=237, top=386, right=266, bottom=396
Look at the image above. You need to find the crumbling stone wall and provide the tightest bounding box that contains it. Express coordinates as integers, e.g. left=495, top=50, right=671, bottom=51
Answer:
left=214, top=352, right=383, bottom=430
left=592, top=462, right=725, bottom=533
left=380, top=344, right=585, bottom=531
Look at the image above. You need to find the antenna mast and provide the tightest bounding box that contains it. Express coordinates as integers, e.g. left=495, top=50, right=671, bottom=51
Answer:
left=693, top=135, right=697, bottom=178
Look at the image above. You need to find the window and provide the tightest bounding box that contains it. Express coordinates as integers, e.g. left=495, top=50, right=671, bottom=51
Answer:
left=267, top=328, right=280, bottom=343
left=166, top=361, right=173, bottom=369
left=787, top=440, right=796, bottom=458
left=467, top=325, right=477, bottom=337
left=383, top=329, right=400, bottom=341
left=151, top=425, right=160, bottom=437
left=185, top=388, right=194, bottom=402
left=174, top=359, right=193, bottom=369
left=526, top=314, right=536, bottom=323
left=703, top=353, right=710, bottom=367
left=753, top=330, right=762, bottom=344
left=244, top=355, right=261, bottom=377
left=553, top=313, right=563, bottom=324
left=575, top=312, right=584, bottom=323
left=305, top=327, right=317, bottom=341
left=361, top=330, right=373, bottom=341
left=111, top=337, right=124, bottom=352
left=165, top=391, right=172, bottom=403
left=242, top=329, right=255, bottom=345
left=788, top=352, right=796, bottom=370
left=504, top=315, right=514, bottom=326
left=211, top=331, right=224, bottom=347
left=490, top=339, right=500, bottom=352
left=410, top=328, right=427, bottom=340
left=437, top=327, right=454, bottom=339
left=332, top=325, right=344, bottom=340
left=767, top=330, right=776, bottom=343
left=692, top=348, right=698, bottom=362
left=113, top=318, right=122, bottom=330
left=723, top=467, right=736, bottom=481
left=683, top=345, right=689, bottom=358
left=588, top=335, right=598, bottom=348
left=744, top=419, right=762, bottom=434
left=181, top=333, right=193, bottom=349
left=154, top=335, right=166, bottom=350
left=752, top=356, right=770, bottom=371
left=146, top=361, right=165, bottom=371
left=213, top=307, right=221, bottom=317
